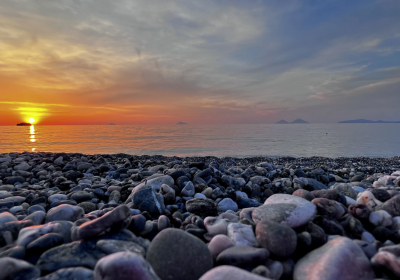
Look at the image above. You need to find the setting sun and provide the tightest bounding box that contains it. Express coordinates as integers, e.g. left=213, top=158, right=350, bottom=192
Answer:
left=29, top=118, right=35, bottom=124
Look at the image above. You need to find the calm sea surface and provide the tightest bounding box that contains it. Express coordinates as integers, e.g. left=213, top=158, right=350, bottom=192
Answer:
left=0, top=124, right=399, bottom=158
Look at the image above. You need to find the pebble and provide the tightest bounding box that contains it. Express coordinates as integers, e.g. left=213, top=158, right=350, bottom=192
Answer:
left=146, top=228, right=213, bottom=280
left=216, top=245, right=269, bottom=267
left=0, top=257, right=40, bottom=279
left=252, top=194, right=316, bottom=228
left=199, top=265, right=268, bottom=280
left=294, top=237, right=375, bottom=280
left=45, top=204, right=85, bottom=223
left=0, top=152, right=399, bottom=279
left=208, top=234, right=235, bottom=258
left=227, top=223, right=258, bottom=247
left=94, top=252, right=160, bottom=280
left=218, top=198, right=238, bottom=212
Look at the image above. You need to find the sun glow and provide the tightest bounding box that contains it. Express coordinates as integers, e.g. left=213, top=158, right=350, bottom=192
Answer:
left=29, top=118, right=35, bottom=124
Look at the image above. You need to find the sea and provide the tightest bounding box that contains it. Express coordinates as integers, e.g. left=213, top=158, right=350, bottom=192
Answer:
left=0, top=124, right=399, bottom=158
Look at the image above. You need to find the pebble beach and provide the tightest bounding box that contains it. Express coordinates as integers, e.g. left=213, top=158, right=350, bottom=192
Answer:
left=1, top=152, right=400, bottom=280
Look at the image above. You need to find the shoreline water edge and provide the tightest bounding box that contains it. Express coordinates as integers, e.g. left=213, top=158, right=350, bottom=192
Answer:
left=1, top=152, right=400, bottom=279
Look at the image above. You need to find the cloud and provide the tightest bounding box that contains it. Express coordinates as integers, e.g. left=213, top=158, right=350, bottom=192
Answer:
left=0, top=0, right=399, bottom=124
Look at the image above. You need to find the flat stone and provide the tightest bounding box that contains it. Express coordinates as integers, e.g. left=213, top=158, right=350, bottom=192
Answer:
left=45, top=204, right=85, bottom=223
left=94, top=252, right=160, bottom=280
left=305, top=178, right=327, bottom=191
left=146, top=228, right=213, bottom=280
left=252, top=194, right=316, bottom=229
left=217, top=245, right=269, bottom=268
left=96, top=239, right=145, bottom=256
left=36, top=240, right=107, bottom=274
left=0, top=212, right=18, bottom=226
left=72, top=205, right=131, bottom=240
left=293, top=237, right=375, bottom=280
left=37, top=267, right=94, bottom=280
left=0, top=257, right=40, bottom=279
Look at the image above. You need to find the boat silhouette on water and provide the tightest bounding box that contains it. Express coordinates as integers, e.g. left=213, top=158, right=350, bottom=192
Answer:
left=16, top=123, right=32, bottom=126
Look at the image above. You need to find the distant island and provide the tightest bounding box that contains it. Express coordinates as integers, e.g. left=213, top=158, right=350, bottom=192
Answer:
left=276, top=119, right=309, bottom=124
left=108, top=123, right=116, bottom=125
left=276, top=120, right=289, bottom=124
left=338, top=119, right=400, bottom=123
left=176, top=122, right=187, bottom=125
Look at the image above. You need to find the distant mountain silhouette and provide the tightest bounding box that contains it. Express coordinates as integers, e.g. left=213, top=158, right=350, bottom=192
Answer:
left=176, top=122, right=187, bottom=125
left=276, top=120, right=289, bottom=124
left=291, top=119, right=309, bottom=124
left=339, top=119, right=400, bottom=123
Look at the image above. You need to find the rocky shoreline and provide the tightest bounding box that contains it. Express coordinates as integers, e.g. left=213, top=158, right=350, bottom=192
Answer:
left=1, top=152, right=400, bottom=279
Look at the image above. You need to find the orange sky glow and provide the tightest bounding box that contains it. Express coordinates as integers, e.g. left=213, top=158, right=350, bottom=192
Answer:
left=1, top=1, right=400, bottom=125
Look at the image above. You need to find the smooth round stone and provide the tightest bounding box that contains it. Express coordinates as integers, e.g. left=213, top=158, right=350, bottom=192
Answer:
left=256, top=220, right=297, bottom=258
left=94, top=252, right=159, bottom=280
left=293, top=237, right=375, bottom=280
left=186, top=198, right=218, bottom=217
left=292, top=189, right=315, bottom=201
left=45, top=204, right=85, bottom=223
left=96, top=240, right=145, bottom=256
left=0, top=212, right=18, bottom=226
left=204, top=217, right=229, bottom=240
left=227, top=223, right=258, bottom=247
left=380, top=194, right=400, bottom=216
left=369, top=210, right=392, bottom=227
left=37, top=267, right=94, bottom=280
left=199, top=265, right=267, bottom=280
left=253, top=194, right=316, bottom=229
left=27, top=205, right=46, bottom=214
left=218, top=198, right=238, bottom=212
left=0, top=257, right=40, bottom=279
left=146, top=228, right=213, bottom=280
left=312, top=198, right=345, bottom=219
left=73, top=205, right=131, bottom=240
left=371, top=251, right=400, bottom=278
left=208, top=234, right=235, bottom=258
left=217, top=245, right=269, bottom=268
left=129, top=214, right=146, bottom=233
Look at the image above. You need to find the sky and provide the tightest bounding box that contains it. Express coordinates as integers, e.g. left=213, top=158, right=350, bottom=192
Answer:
left=0, top=0, right=399, bottom=125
